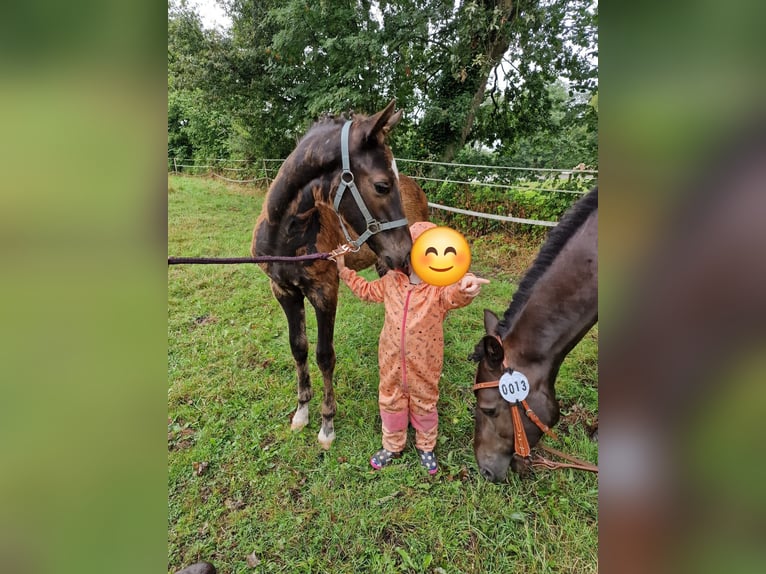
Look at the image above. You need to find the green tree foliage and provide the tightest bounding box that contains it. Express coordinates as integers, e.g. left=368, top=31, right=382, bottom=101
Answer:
left=168, top=0, right=597, bottom=168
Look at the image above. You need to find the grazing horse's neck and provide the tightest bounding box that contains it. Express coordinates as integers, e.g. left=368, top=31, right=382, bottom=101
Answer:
left=502, top=211, right=598, bottom=386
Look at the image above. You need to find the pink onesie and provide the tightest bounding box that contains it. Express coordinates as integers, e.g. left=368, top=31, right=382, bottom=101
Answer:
left=339, top=223, right=475, bottom=452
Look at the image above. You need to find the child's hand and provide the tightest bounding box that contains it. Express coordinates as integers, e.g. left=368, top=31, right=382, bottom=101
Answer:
left=334, top=254, right=346, bottom=271
left=459, top=274, right=490, bottom=297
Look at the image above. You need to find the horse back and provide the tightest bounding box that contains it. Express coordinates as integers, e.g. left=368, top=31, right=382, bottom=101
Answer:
left=398, top=174, right=429, bottom=223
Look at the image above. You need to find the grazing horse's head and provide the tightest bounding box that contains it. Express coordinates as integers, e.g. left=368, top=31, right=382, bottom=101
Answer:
left=328, top=100, right=413, bottom=273
left=470, top=310, right=554, bottom=482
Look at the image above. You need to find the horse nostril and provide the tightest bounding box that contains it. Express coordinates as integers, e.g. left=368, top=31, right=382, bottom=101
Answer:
left=479, top=467, right=495, bottom=482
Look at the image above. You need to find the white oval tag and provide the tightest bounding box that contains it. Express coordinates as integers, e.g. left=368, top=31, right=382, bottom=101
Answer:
left=498, top=371, right=530, bottom=403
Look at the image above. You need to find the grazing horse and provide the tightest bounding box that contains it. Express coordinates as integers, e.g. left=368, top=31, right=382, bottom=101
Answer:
left=470, top=188, right=598, bottom=482
left=251, top=100, right=416, bottom=449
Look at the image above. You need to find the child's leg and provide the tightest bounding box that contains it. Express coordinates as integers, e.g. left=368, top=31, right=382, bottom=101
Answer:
left=412, top=419, right=439, bottom=475
left=411, top=415, right=438, bottom=451
left=371, top=378, right=408, bottom=469
left=410, top=376, right=440, bottom=474
left=380, top=409, right=408, bottom=452
left=409, top=379, right=439, bottom=451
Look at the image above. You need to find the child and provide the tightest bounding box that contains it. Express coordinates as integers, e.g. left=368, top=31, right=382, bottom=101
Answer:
left=335, top=222, right=489, bottom=474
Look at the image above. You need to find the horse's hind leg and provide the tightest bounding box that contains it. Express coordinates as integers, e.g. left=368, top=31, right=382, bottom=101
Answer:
left=309, top=287, right=338, bottom=449
left=273, top=285, right=312, bottom=431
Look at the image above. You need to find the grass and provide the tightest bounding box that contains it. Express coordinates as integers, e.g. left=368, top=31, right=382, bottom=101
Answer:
left=168, top=175, right=598, bottom=573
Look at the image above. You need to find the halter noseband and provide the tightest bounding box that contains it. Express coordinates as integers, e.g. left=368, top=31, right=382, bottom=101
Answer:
left=332, top=120, right=408, bottom=250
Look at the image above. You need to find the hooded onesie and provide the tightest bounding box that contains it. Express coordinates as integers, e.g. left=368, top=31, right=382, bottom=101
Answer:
left=338, top=221, right=476, bottom=452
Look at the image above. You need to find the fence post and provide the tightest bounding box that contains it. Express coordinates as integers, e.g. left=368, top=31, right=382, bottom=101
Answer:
left=263, top=158, right=270, bottom=186
left=173, top=157, right=177, bottom=173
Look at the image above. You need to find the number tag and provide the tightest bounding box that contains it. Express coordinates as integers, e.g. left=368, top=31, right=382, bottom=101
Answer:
left=498, top=371, right=529, bottom=403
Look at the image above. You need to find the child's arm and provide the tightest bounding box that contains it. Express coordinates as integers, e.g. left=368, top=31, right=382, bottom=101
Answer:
left=440, top=273, right=490, bottom=309
left=459, top=274, right=490, bottom=297
left=335, top=254, right=386, bottom=303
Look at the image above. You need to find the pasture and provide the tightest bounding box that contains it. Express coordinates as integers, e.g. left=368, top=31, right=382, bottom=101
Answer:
left=168, top=174, right=598, bottom=573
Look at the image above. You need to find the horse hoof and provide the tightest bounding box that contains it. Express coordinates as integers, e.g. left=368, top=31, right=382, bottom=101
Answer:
left=290, top=419, right=308, bottom=431
left=318, top=428, right=335, bottom=449
left=291, top=405, right=309, bottom=430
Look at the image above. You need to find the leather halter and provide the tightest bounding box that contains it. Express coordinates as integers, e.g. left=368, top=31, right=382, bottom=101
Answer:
left=472, top=336, right=559, bottom=459
left=332, top=120, right=408, bottom=251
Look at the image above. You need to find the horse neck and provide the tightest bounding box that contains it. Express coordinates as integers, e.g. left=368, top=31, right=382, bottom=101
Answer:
left=265, top=128, right=341, bottom=223
left=503, top=213, right=598, bottom=380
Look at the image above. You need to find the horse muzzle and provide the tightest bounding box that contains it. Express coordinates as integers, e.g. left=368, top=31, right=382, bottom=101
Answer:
left=368, top=230, right=412, bottom=274
left=384, top=252, right=411, bottom=275
left=475, top=450, right=512, bottom=483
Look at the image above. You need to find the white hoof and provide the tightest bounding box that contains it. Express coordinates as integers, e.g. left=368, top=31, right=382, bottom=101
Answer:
left=318, top=428, right=336, bottom=450
left=291, top=405, right=309, bottom=431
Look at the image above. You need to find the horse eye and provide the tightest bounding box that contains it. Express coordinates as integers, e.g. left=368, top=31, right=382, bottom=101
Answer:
left=425, top=247, right=437, bottom=256
left=374, top=183, right=390, bottom=195
left=445, top=246, right=456, bottom=255
left=480, top=407, right=497, bottom=418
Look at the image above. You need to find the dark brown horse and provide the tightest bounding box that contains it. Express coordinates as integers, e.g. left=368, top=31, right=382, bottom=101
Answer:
left=470, top=187, right=598, bottom=482
left=251, top=101, right=418, bottom=449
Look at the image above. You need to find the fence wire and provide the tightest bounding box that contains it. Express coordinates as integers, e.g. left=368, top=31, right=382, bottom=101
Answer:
left=168, top=156, right=596, bottom=227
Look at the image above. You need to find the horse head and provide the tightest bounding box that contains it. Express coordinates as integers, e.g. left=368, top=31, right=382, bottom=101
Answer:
left=470, top=309, right=555, bottom=482
left=330, top=100, right=412, bottom=273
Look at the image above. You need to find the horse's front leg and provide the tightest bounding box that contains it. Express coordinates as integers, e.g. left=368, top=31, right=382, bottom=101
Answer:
left=308, top=283, right=338, bottom=449
left=273, top=284, right=312, bottom=431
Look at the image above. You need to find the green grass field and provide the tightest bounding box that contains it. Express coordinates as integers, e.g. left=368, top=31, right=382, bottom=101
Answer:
left=168, top=175, right=598, bottom=573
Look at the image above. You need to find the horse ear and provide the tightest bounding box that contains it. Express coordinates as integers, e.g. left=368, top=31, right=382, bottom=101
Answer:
left=360, top=99, right=400, bottom=141
left=483, top=309, right=499, bottom=335
left=483, top=336, right=504, bottom=369
left=384, top=108, right=403, bottom=133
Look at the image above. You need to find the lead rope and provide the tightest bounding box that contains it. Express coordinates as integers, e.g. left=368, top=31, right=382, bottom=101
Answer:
left=168, top=244, right=354, bottom=265
left=533, top=443, right=599, bottom=473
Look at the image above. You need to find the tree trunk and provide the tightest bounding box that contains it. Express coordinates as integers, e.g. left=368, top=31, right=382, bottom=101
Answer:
left=441, top=0, right=516, bottom=163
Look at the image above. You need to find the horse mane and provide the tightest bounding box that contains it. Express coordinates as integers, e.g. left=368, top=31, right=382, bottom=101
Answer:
left=309, top=113, right=347, bottom=130
left=496, top=186, right=598, bottom=337
left=307, top=109, right=370, bottom=132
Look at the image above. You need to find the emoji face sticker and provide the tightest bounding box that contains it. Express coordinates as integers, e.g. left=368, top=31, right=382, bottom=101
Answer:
left=411, top=226, right=471, bottom=286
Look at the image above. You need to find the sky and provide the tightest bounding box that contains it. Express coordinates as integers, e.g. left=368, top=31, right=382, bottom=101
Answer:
left=192, top=0, right=232, bottom=30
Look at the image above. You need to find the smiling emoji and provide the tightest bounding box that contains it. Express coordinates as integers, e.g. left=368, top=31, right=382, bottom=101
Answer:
left=411, top=226, right=471, bottom=286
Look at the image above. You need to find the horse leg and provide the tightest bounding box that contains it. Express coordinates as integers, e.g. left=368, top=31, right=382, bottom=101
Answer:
left=308, top=287, right=337, bottom=449
left=273, top=285, right=312, bottom=431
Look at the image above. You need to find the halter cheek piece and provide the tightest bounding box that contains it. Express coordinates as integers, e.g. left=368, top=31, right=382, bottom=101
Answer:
left=332, top=120, right=408, bottom=251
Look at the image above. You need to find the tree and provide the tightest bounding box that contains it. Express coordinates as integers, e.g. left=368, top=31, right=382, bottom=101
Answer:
left=169, top=0, right=598, bottom=166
